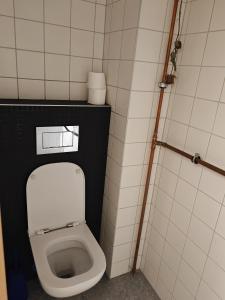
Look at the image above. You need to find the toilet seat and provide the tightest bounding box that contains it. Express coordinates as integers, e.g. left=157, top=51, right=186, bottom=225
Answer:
left=30, top=223, right=106, bottom=298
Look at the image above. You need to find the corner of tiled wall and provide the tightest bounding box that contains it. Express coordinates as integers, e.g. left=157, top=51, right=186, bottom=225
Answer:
left=101, top=0, right=174, bottom=279
left=141, top=0, right=225, bottom=299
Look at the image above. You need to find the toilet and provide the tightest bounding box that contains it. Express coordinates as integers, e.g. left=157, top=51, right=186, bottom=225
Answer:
left=26, top=162, right=106, bottom=298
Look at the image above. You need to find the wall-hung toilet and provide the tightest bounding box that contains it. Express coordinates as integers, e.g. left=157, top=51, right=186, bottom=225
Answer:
left=26, top=162, right=106, bottom=298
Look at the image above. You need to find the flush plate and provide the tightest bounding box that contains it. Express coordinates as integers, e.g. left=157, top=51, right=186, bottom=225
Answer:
left=36, top=126, right=79, bottom=155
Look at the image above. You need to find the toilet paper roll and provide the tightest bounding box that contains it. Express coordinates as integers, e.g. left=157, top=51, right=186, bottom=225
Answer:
left=88, top=72, right=106, bottom=89
left=88, top=88, right=106, bottom=105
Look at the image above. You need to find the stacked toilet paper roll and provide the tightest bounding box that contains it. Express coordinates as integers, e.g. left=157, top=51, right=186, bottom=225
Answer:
left=87, top=72, right=106, bottom=105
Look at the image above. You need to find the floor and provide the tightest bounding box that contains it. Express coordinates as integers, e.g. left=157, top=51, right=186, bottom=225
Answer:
left=28, top=272, right=160, bottom=300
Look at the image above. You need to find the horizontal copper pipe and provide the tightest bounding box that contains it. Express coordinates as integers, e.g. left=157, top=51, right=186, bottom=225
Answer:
left=157, top=141, right=225, bottom=177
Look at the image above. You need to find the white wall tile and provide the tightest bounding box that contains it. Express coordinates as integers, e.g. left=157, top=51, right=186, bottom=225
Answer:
left=120, top=165, right=143, bottom=188
left=166, top=223, right=186, bottom=254
left=210, top=0, right=225, bottom=31
left=121, top=29, right=137, bottom=60
left=128, top=91, right=153, bottom=118
left=106, top=60, right=119, bottom=85
left=216, top=207, right=225, bottom=240
left=17, top=50, right=44, bottom=79
left=190, top=99, right=217, bottom=132
left=70, top=57, right=92, bottom=82
left=194, top=191, right=221, bottom=229
left=112, top=243, right=132, bottom=262
left=188, top=216, right=213, bottom=253
left=199, top=168, right=225, bottom=203
left=94, top=33, right=104, bottom=59
left=139, top=0, right=168, bottom=31
left=92, top=59, right=102, bottom=73
left=203, top=258, right=225, bottom=299
left=207, top=135, right=225, bottom=170
left=170, top=202, right=191, bottom=234
left=197, top=280, right=220, bottom=300
left=45, top=0, right=71, bottom=26
left=176, top=66, right=200, bottom=97
left=0, top=16, right=15, bottom=47
left=14, top=0, right=43, bottom=21
left=183, top=239, right=207, bottom=275
left=95, top=4, right=105, bottom=33
left=135, top=29, right=162, bottom=62
left=173, top=280, right=195, bottom=300
left=117, top=60, right=133, bottom=90
left=71, top=0, right=95, bottom=31
left=158, top=260, right=176, bottom=293
left=185, top=127, right=210, bottom=159
left=110, top=259, right=129, bottom=278
left=196, top=67, right=225, bottom=101
left=155, top=189, right=173, bottom=218
left=116, top=206, right=137, bottom=227
left=162, top=149, right=181, bottom=174
left=71, top=29, right=94, bottom=58
left=45, top=24, right=70, bottom=55
left=46, top=81, right=69, bottom=100
left=16, top=19, right=44, bottom=51
left=171, top=94, right=193, bottom=124
left=163, top=242, right=181, bottom=274
left=203, top=31, right=225, bottom=67
left=156, top=280, right=172, bottom=300
left=118, top=186, right=140, bottom=208
left=159, top=168, right=178, bottom=198
left=0, top=48, right=16, bottom=77
left=110, top=113, right=127, bottom=142
left=18, top=79, right=44, bottom=100
left=181, top=33, right=207, bottom=66
left=178, top=260, right=200, bottom=296
left=122, top=143, right=146, bottom=166
left=214, top=103, right=225, bottom=138
left=209, top=234, right=225, bottom=271
left=167, top=121, right=188, bottom=149
left=152, top=209, right=168, bottom=237
left=132, top=62, right=157, bottom=91
left=70, top=82, right=87, bottom=100
left=114, top=225, right=134, bottom=246
left=180, top=158, right=202, bottom=188
left=186, top=0, right=213, bottom=33
left=0, top=0, right=14, bottom=16
left=0, top=78, right=17, bottom=99
left=110, top=0, right=125, bottom=32
left=125, top=118, right=149, bottom=143
left=45, top=54, right=69, bottom=81
left=123, top=0, right=141, bottom=29
left=108, top=31, right=122, bottom=59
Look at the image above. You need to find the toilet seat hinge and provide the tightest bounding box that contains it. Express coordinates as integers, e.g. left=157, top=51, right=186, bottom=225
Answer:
left=35, top=221, right=86, bottom=235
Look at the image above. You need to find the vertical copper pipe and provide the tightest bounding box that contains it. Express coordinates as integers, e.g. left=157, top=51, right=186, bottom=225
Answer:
left=0, top=210, right=8, bottom=300
left=132, top=0, right=180, bottom=273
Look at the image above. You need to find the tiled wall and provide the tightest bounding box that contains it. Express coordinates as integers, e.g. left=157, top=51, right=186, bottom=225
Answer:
left=142, top=0, right=225, bottom=299
left=0, top=0, right=105, bottom=100
left=101, top=0, right=174, bottom=278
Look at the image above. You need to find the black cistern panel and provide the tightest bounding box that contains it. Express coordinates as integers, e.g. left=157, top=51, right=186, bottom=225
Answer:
left=0, top=100, right=110, bottom=278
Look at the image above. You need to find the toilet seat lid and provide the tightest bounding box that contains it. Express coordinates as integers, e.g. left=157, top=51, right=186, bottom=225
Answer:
left=26, top=163, right=85, bottom=236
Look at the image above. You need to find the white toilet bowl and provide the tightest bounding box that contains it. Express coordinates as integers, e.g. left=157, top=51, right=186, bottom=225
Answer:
left=26, top=163, right=106, bottom=298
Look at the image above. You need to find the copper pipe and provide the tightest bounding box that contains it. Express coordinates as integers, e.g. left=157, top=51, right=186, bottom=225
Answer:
left=156, top=141, right=193, bottom=161
left=0, top=209, right=8, bottom=300
left=157, top=141, right=225, bottom=177
left=132, top=0, right=180, bottom=273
